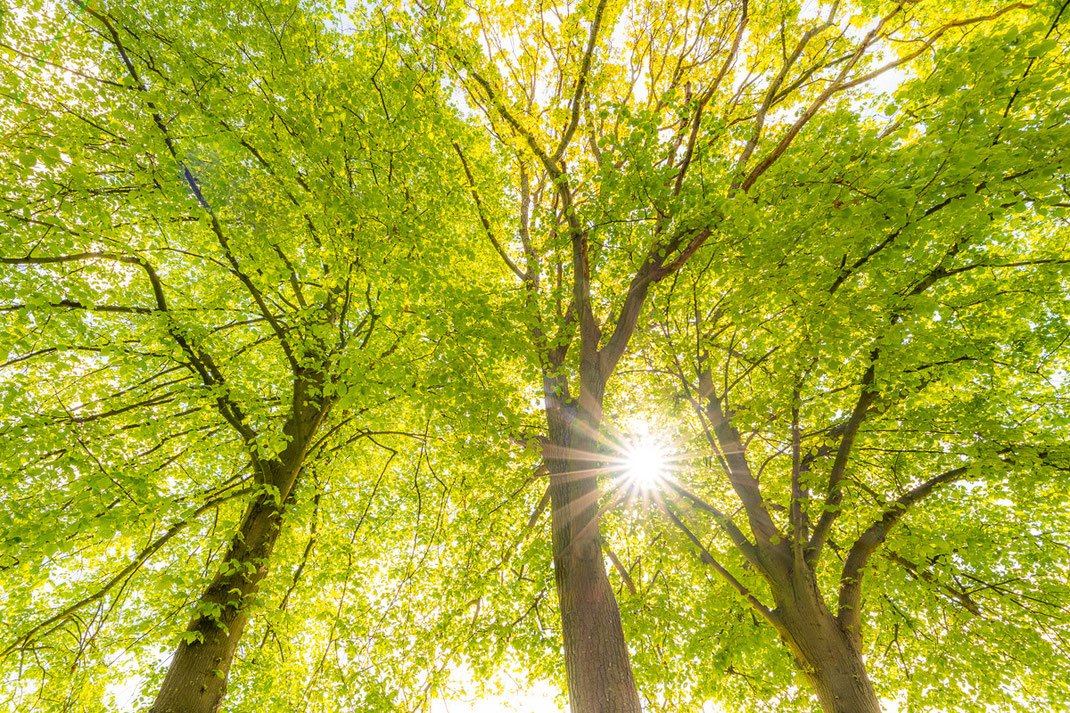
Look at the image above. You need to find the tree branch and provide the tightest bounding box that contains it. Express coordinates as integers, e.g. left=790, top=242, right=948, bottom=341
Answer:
left=551, top=0, right=611, bottom=163
left=882, top=550, right=982, bottom=617
left=674, top=0, right=748, bottom=196
left=789, top=387, right=809, bottom=556
left=605, top=545, right=637, bottom=596
left=90, top=8, right=300, bottom=376
left=699, top=371, right=784, bottom=549
left=0, top=300, right=155, bottom=314
left=657, top=497, right=780, bottom=629
left=663, top=479, right=762, bottom=569
left=836, top=465, right=970, bottom=639
left=452, top=142, right=527, bottom=282
left=1, top=486, right=254, bottom=658
left=807, top=359, right=877, bottom=565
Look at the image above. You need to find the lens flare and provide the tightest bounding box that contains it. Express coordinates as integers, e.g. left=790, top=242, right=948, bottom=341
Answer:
left=623, top=434, right=668, bottom=489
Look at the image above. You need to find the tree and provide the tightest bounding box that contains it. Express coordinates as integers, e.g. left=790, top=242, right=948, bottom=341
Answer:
left=0, top=2, right=506, bottom=711
left=622, top=16, right=1070, bottom=708
left=424, top=0, right=1070, bottom=710
left=2, top=0, right=1069, bottom=712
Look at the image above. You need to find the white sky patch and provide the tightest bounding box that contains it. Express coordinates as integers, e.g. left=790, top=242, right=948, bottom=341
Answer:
left=429, top=661, right=565, bottom=712
left=429, top=680, right=564, bottom=713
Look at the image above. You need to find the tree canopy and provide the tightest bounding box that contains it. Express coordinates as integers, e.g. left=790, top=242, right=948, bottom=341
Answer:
left=1, top=0, right=1068, bottom=711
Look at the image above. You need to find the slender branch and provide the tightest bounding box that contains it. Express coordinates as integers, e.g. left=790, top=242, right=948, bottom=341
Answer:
left=89, top=8, right=300, bottom=375
left=1, top=487, right=254, bottom=657
left=1, top=252, right=140, bottom=266
left=883, top=550, right=982, bottom=617
left=674, top=0, right=748, bottom=195
left=657, top=498, right=780, bottom=629
left=526, top=484, right=552, bottom=532
left=663, top=479, right=761, bottom=568
left=836, top=465, right=969, bottom=638
left=807, top=359, right=877, bottom=565
left=740, top=2, right=1033, bottom=193
left=837, top=2, right=1034, bottom=95
left=701, top=371, right=783, bottom=548
left=461, top=62, right=560, bottom=180
left=133, top=253, right=260, bottom=445
left=605, top=545, right=638, bottom=596
left=732, top=6, right=836, bottom=186
left=789, top=387, right=808, bottom=555
left=518, top=163, right=540, bottom=290
left=738, top=3, right=901, bottom=192
left=0, top=300, right=155, bottom=314
left=551, top=0, right=611, bottom=163
left=274, top=492, right=321, bottom=617
left=452, top=142, right=527, bottom=282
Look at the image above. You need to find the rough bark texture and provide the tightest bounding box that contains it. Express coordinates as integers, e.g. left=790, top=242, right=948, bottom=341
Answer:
left=151, top=386, right=324, bottom=713
left=774, top=567, right=882, bottom=713
left=544, top=373, right=642, bottom=713
left=150, top=492, right=286, bottom=713
left=805, top=643, right=882, bottom=713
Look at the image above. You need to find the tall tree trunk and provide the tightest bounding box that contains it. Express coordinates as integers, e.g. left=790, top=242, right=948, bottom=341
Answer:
left=803, top=641, right=882, bottom=713
left=774, top=569, right=882, bottom=713
left=150, top=491, right=288, bottom=713
left=544, top=375, right=642, bottom=713
left=152, top=394, right=323, bottom=713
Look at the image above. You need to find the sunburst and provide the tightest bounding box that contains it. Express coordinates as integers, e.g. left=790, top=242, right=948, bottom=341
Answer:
left=622, top=433, right=669, bottom=490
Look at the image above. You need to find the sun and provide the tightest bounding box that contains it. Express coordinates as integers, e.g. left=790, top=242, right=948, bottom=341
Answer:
left=622, top=433, right=669, bottom=489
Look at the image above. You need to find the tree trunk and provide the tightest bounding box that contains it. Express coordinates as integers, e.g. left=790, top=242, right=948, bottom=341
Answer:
left=150, top=492, right=287, bottom=713
left=804, top=641, right=882, bottom=713
left=775, top=570, right=882, bottom=713
left=151, top=382, right=324, bottom=712
left=545, top=377, right=642, bottom=713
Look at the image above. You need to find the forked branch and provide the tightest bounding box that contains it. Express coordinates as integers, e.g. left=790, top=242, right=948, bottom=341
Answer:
left=836, top=465, right=970, bottom=639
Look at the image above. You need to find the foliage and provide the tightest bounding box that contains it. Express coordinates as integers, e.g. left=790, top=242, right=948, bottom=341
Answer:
left=423, top=0, right=1070, bottom=709
left=0, top=1, right=527, bottom=710
left=1, top=0, right=1069, bottom=711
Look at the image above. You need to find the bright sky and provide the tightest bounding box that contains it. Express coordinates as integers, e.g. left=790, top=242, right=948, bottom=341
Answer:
left=108, top=666, right=568, bottom=711
left=429, top=679, right=565, bottom=713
